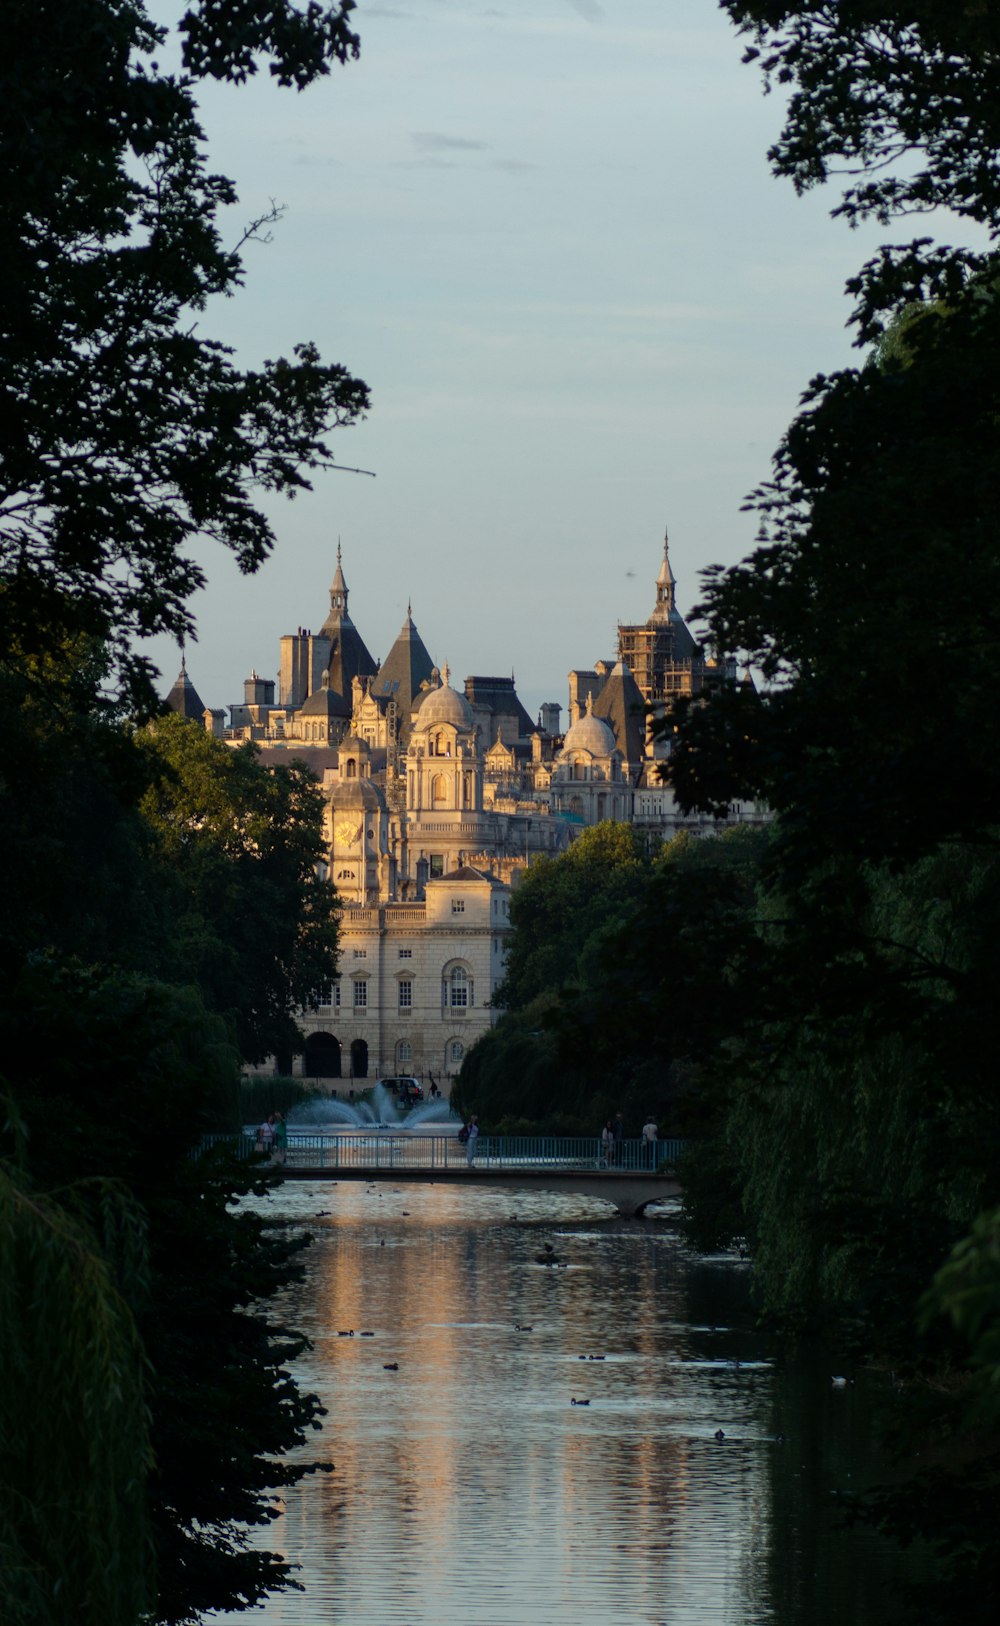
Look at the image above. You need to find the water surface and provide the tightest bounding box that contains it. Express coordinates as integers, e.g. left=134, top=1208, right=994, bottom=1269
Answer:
left=235, top=1181, right=902, bottom=1625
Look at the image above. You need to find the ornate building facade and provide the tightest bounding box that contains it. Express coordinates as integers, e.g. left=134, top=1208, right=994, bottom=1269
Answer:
left=168, top=528, right=765, bottom=1080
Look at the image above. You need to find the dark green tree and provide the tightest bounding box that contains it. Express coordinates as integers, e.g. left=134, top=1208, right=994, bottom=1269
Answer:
left=137, top=711, right=338, bottom=1065
left=0, top=0, right=368, bottom=700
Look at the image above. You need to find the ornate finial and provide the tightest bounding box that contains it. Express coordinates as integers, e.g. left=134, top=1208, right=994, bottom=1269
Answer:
left=585, top=691, right=594, bottom=715
left=337, top=538, right=342, bottom=565
left=407, top=596, right=412, bottom=619
left=442, top=660, right=451, bottom=688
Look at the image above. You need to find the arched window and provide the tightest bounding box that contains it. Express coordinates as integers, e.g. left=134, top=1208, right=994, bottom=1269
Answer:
left=346, top=756, right=357, bottom=780
left=449, top=966, right=470, bottom=1008
left=450, top=1040, right=464, bottom=1064
left=432, top=772, right=447, bottom=806
left=397, top=1040, right=412, bottom=1064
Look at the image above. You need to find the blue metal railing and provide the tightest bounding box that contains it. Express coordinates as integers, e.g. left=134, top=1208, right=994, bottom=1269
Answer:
left=199, top=1132, right=685, bottom=1174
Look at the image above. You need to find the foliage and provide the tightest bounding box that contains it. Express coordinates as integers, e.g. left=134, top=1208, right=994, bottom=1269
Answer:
left=137, top=711, right=338, bottom=1064
left=0, top=0, right=368, bottom=702
left=1, top=1, right=366, bottom=1616
left=0, top=1163, right=152, bottom=1626
left=457, top=828, right=767, bottom=1135
left=493, top=822, right=654, bottom=1014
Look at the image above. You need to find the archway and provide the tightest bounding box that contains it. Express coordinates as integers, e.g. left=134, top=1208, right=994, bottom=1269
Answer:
left=350, top=1038, right=369, bottom=1079
left=303, top=1032, right=341, bottom=1079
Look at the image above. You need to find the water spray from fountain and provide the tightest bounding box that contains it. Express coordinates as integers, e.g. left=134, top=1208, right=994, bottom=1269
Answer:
left=288, top=1081, right=463, bottom=1132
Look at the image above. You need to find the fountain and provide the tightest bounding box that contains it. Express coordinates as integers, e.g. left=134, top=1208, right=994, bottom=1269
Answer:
left=287, top=1080, right=463, bottom=1136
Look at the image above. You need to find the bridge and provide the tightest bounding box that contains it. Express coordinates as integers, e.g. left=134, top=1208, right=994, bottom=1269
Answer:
left=208, top=1132, right=684, bottom=1219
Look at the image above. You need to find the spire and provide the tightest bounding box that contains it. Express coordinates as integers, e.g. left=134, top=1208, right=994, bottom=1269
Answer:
left=330, top=541, right=348, bottom=614
left=651, top=525, right=677, bottom=622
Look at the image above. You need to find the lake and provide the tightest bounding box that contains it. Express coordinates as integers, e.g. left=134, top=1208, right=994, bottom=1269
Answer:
left=234, top=1180, right=906, bottom=1625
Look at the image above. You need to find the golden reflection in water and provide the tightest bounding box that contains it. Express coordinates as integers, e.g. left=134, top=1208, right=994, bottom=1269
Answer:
left=250, top=1181, right=780, bottom=1625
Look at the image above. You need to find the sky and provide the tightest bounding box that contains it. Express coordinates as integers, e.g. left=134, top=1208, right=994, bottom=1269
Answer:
left=145, top=0, right=912, bottom=723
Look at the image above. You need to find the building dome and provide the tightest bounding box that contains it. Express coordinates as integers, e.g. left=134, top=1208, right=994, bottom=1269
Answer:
left=328, top=776, right=386, bottom=813
left=299, top=680, right=351, bottom=720
left=563, top=697, right=616, bottom=757
left=415, top=663, right=474, bottom=730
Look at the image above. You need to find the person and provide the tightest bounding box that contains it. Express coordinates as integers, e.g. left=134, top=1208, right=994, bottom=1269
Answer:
left=272, top=1110, right=288, bottom=1166
left=465, top=1115, right=479, bottom=1168
left=612, top=1111, right=625, bottom=1167
left=641, top=1115, right=658, bottom=1170
left=600, top=1120, right=613, bottom=1168
left=256, top=1114, right=275, bottom=1155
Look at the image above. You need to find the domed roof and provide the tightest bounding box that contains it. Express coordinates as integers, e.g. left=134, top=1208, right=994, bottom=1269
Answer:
left=328, top=777, right=386, bottom=812
left=300, top=679, right=351, bottom=719
left=338, top=732, right=370, bottom=756
left=563, top=695, right=616, bottom=757
left=415, top=663, right=474, bottom=730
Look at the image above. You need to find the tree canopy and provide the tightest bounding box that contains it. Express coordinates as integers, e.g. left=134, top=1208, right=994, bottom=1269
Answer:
left=1, top=0, right=369, bottom=701
left=1, top=3, right=364, bottom=1618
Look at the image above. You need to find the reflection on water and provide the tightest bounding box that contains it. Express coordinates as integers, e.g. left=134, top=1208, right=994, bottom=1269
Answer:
left=233, top=1182, right=904, bottom=1625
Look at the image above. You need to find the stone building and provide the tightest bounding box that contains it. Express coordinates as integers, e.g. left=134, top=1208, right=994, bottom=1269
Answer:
left=168, top=527, right=766, bottom=1081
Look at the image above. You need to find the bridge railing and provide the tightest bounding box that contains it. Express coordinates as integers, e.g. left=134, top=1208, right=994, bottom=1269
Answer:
left=199, top=1132, right=685, bottom=1173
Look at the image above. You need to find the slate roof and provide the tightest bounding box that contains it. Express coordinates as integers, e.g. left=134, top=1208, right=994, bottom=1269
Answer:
left=164, top=658, right=206, bottom=721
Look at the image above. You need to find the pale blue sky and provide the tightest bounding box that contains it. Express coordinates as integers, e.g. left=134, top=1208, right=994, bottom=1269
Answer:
left=146, top=0, right=914, bottom=722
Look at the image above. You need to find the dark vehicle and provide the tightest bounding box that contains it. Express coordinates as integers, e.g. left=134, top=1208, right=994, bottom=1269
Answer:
left=383, top=1075, right=424, bottom=1107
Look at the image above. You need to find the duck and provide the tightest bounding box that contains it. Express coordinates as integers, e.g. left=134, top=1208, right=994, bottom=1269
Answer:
left=383, top=1362, right=399, bottom=1371
left=515, top=1324, right=534, bottom=1332
left=315, top=1210, right=332, bottom=1217
left=359, top=1330, right=375, bottom=1338
left=535, top=1243, right=561, bottom=1266
left=714, top=1429, right=726, bottom=1441
left=571, top=1398, right=591, bottom=1407
left=337, top=1330, right=354, bottom=1338
left=831, top=1376, right=849, bottom=1389
left=588, top=1355, right=606, bottom=1362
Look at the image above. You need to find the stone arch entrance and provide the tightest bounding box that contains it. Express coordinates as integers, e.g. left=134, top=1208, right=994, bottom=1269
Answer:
left=304, top=1032, right=341, bottom=1079
left=350, top=1038, right=369, bottom=1079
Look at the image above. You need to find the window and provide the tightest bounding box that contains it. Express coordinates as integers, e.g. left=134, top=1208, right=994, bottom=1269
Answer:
left=353, top=980, right=367, bottom=1010
left=333, top=979, right=341, bottom=1008
left=449, top=967, right=470, bottom=1008
left=429, top=854, right=444, bottom=878
left=353, top=949, right=367, bottom=960
left=398, top=948, right=412, bottom=960
left=398, top=979, right=412, bottom=1010
left=398, top=1041, right=412, bottom=1063
left=450, top=1041, right=464, bottom=1064
left=451, top=898, right=465, bottom=914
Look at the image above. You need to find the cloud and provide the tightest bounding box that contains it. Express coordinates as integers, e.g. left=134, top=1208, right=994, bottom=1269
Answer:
left=411, top=131, right=489, bottom=153
left=490, top=158, right=537, bottom=173
left=566, top=0, right=603, bottom=21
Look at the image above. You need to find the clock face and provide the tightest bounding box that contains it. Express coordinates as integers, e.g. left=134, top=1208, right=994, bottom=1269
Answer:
left=336, top=819, right=363, bottom=846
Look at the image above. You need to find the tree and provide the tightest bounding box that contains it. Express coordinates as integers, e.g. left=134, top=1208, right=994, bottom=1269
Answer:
left=0, top=0, right=369, bottom=702
left=137, top=712, right=338, bottom=1065
left=0, top=4, right=368, bottom=1615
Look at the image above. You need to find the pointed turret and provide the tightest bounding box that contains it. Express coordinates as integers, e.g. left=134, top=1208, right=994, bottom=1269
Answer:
left=328, top=541, right=349, bottom=616
left=164, top=653, right=206, bottom=722
left=318, top=542, right=378, bottom=702
left=593, top=657, right=647, bottom=771
left=375, top=602, right=436, bottom=745
left=650, top=527, right=677, bottom=623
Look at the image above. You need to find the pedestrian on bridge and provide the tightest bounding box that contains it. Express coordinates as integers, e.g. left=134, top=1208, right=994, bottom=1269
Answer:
left=465, top=1116, right=479, bottom=1168
left=612, top=1112, right=625, bottom=1166
left=642, top=1115, right=658, bottom=1170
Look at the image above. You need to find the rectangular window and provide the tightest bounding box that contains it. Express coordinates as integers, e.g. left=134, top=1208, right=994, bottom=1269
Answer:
left=398, top=948, right=412, bottom=960
left=398, top=979, right=412, bottom=1010
left=353, top=980, right=367, bottom=1010
left=353, top=948, right=367, bottom=959
left=333, top=979, right=341, bottom=1008
left=315, top=982, right=333, bottom=1010
left=451, top=898, right=465, bottom=914
left=429, top=854, right=444, bottom=878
